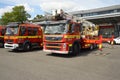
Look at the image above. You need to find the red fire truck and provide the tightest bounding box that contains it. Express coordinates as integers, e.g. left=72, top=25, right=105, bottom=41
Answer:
left=4, top=22, right=43, bottom=51
left=43, top=9, right=113, bottom=55
left=0, top=26, right=6, bottom=47
left=98, top=25, right=114, bottom=42
left=43, top=19, right=99, bottom=55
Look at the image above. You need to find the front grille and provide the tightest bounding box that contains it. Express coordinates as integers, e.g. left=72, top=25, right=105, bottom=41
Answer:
left=6, top=45, right=13, bottom=47
left=46, top=44, right=61, bottom=46
left=45, top=37, right=62, bottom=41
left=5, top=39, right=13, bottom=43
left=47, top=48, right=60, bottom=51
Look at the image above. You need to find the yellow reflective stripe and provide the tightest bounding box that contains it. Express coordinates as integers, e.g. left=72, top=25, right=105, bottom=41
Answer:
left=0, top=36, right=4, bottom=38
left=4, top=36, right=8, bottom=39
left=38, top=36, right=42, bottom=38
left=69, top=44, right=72, bottom=47
left=64, top=35, right=80, bottom=39
left=4, top=36, right=42, bottom=39
left=46, top=40, right=62, bottom=42
left=46, top=46, right=61, bottom=48
left=17, top=36, right=26, bottom=38
left=28, top=36, right=42, bottom=38
left=4, top=36, right=18, bottom=39
left=19, top=36, right=42, bottom=38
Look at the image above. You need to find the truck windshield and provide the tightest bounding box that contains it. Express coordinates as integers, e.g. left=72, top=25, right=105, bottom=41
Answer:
left=6, top=26, right=18, bottom=35
left=44, top=23, right=67, bottom=34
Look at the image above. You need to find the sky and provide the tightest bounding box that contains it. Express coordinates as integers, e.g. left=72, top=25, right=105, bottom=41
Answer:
left=0, top=0, right=120, bottom=19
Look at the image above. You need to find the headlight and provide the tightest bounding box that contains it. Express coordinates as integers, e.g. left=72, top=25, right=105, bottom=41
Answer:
left=63, top=43, right=66, bottom=49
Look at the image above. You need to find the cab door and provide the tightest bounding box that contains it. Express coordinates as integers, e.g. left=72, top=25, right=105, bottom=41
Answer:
left=28, top=27, right=42, bottom=46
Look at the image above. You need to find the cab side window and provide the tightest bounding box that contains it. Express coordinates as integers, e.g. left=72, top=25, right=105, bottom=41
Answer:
left=75, top=24, right=80, bottom=33
left=33, top=28, right=38, bottom=36
left=28, top=27, right=33, bottom=36
left=1, top=29, right=5, bottom=36
left=68, top=23, right=76, bottom=33
left=20, top=26, right=26, bottom=36
left=68, top=23, right=72, bottom=33
left=71, top=23, right=75, bottom=33
left=0, top=29, right=1, bottom=35
left=67, top=23, right=81, bottom=33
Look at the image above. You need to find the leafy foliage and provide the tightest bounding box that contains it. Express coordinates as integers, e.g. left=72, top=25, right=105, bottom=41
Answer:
left=33, top=15, right=44, bottom=20
left=1, top=6, right=31, bottom=25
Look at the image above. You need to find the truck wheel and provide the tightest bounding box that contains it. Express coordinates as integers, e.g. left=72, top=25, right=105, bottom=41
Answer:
left=113, top=41, right=116, bottom=45
left=90, top=44, right=94, bottom=50
left=93, top=44, right=97, bottom=49
left=72, top=43, right=80, bottom=55
left=110, top=41, right=115, bottom=45
left=0, top=42, right=4, bottom=48
left=12, top=49, right=18, bottom=52
left=24, top=43, right=31, bottom=51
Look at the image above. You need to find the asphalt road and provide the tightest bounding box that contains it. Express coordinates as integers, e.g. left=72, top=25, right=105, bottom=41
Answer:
left=0, top=44, right=120, bottom=80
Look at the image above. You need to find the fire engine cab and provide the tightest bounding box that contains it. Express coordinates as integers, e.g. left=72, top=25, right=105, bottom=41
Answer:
left=0, top=25, right=6, bottom=47
left=4, top=22, right=43, bottom=51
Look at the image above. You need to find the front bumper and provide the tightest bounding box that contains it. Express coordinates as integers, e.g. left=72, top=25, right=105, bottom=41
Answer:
left=43, top=49, right=69, bottom=54
left=4, top=43, right=19, bottom=50
left=43, top=42, right=72, bottom=54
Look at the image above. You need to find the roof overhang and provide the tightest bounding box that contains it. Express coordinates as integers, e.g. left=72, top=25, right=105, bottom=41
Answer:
left=80, top=12, right=120, bottom=24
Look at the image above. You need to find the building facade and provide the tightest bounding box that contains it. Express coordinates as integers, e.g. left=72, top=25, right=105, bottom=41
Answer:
left=70, top=5, right=120, bottom=38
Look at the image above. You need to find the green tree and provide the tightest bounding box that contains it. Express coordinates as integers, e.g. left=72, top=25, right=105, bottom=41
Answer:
left=1, top=12, right=14, bottom=25
left=12, top=6, right=31, bottom=22
left=33, top=15, right=44, bottom=20
left=1, top=6, right=31, bottom=25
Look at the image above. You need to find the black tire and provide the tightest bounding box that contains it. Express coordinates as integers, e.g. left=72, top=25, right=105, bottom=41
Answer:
left=93, top=44, right=97, bottom=49
left=0, top=42, right=4, bottom=48
left=24, top=43, right=31, bottom=51
left=89, top=44, right=94, bottom=50
left=110, top=41, right=116, bottom=45
left=12, top=49, right=18, bottom=52
left=113, top=41, right=116, bottom=45
left=72, top=43, right=80, bottom=55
